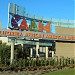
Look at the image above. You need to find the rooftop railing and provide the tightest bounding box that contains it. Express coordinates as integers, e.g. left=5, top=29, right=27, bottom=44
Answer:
left=8, top=3, right=75, bottom=28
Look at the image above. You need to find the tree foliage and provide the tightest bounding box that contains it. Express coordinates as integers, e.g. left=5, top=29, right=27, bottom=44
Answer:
left=0, top=42, right=10, bottom=65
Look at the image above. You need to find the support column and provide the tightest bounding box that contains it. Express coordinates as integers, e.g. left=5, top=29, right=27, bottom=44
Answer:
left=21, top=44, right=23, bottom=51
left=45, top=47, right=48, bottom=59
left=52, top=51, right=54, bottom=57
left=30, top=48, right=33, bottom=57
left=10, top=40, right=15, bottom=67
left=36, top=42, right=39, bottom=57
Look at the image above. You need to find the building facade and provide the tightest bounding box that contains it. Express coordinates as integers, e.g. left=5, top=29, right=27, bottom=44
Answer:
left=0, top=3, right=75, bottom=65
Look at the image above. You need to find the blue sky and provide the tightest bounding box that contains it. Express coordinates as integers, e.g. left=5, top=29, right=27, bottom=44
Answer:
left=0, top=0, right=74, bottom=29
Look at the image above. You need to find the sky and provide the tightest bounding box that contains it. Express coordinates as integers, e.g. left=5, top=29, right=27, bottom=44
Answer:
left=0, top=0, right=74, bottom=29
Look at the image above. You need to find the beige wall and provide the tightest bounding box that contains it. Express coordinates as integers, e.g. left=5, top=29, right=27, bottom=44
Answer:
left=0, top=37, right=8, bottom=43
left=56, top=26, right=75, bottom=35
left=56, top=42, right=75, bottom=58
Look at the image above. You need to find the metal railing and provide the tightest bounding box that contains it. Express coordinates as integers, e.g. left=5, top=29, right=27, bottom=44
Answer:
left=9, top=3, right=75, bottom=28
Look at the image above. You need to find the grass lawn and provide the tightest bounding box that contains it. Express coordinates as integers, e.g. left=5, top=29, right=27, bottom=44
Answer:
left=42, top=68, right=75, bottom=75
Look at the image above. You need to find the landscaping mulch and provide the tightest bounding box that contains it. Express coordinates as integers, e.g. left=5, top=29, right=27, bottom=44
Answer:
left=0, top=66, right=75, bottom=75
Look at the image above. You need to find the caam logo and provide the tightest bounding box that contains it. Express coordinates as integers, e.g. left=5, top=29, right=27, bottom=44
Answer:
left=10, top=14, right=51, bottom=33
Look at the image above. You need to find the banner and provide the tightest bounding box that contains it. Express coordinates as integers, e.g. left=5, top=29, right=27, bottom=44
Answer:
left=0, top=29, right=75, bottom=41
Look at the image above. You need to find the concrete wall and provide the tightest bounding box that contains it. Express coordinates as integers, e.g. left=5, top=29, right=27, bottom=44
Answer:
left=56, top=42, right=75, bottom=58
left=55, top=26, right=75, bottom=58
left=56, top=26, right=75, bottom=35
left=0, top=37, right=8, bottom=43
